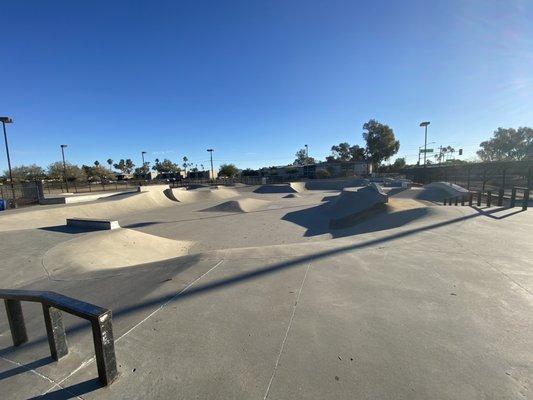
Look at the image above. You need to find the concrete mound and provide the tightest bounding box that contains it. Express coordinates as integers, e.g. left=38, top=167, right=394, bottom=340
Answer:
left=201, top=198, right=270, bottom=213
left=166, top=187, right=239, bottom=203
left=0, top=186, right=175, bottom=232
left=328, top=184, right=389, bottom=229
left=43, top=228, right=194, bottom=273
left=254, top=184, right=297, bottom=194
left=283, top=193, right=301, bottom=198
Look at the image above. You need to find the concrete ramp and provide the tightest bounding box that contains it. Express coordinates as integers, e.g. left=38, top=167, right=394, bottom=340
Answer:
left=329, top=184, right=388, bottom=228
left=201, top=198, right=271, bottom=213
left=166, top=187, right=239, bottom=203
left=254, top=184, right=297, bottom=194
left=0, top=186, right=176, bottom=232
left=283, top=193, right=301, bottom=198
left=43, top=228, right=194, bottom=273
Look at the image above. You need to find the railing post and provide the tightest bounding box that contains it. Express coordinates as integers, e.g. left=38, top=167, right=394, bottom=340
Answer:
left=487, top=190, right=492, bottom=207
left=4, top=299, right=28, bottom=346
left=510, top=187, right=517, bottom=208
left=448, top=197, right=452, bottom=206
left=42, top=304, right=68, bottom=360
left=468, top=192, right=473, bottom=206
left=461, top=196, right=465, bottom=206
left=477, top=191, right=482, bottom=206
left=91, top=311, right=118, bottom=386
left=443, top=198, right=447, bottom=205
left=497, top=188, right=504, bottom=207
left=454, top=196, right=458, bottom=206
left=523, top=189, right=530, bottom=211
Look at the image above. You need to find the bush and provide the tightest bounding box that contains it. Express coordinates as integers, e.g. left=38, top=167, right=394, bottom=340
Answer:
left=315, top=169, right=331, bottom=179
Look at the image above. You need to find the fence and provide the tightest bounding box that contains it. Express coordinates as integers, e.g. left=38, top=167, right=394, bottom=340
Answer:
left=403, top=160, right=533, bottom=196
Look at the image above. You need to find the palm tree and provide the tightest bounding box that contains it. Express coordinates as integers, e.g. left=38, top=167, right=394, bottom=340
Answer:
left=107, top=159, right=113, bottom=171
left=94, top=160, right=100, bottom=167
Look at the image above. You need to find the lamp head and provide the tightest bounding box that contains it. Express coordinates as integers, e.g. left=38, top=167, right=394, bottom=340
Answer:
left=0, top=117, right=13, bottom=123
left=419, top=121, right=430, bottom=127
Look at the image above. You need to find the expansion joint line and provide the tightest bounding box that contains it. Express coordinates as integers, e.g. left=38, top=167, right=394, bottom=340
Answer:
left=263, top=262, right=311, bottom=400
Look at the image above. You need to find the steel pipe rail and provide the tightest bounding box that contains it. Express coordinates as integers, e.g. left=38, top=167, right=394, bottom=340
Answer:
left=0, top=289, right=118, bottom=385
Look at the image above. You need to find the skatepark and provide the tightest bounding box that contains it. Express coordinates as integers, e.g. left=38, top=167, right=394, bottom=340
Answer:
left=0, top=179, right=532, bottom=399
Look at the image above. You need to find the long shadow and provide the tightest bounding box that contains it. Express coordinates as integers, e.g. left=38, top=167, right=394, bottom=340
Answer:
left=470, top=206, right=525, bottom=220
left=0, top=206, right=505, bottom=397
left=31, top=378, right=101, bottom=399
left=0, top=357, right=53, bottom=380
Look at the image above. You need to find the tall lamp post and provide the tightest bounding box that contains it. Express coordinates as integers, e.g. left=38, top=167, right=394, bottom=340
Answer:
left=419, top=121, right=430, bottom=166
left=141, top=151, right=147, bottom=178
left=1, top=116, right=16, bottom=207
left=60, top=144, right=69, bottom=192
left=207, top=149, right=214, bottom=181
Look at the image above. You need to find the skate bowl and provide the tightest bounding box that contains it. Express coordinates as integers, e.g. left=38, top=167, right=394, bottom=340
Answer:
left=201, top=198, right=271, bottom=213
left=42, top=228, right=194, bottom=273
left=165, top=187, right=239, bottom=203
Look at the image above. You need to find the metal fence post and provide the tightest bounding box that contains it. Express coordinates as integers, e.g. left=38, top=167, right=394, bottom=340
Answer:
left=91, top=311, right=118, bottom=386
left=477, top=191, right=482, bottom=206
left=469, top=192, right=473, bottom=206
left=42, top=305, right=68, bottom=360
left=510, top=187, right=516, bottom=208
left=497, top=188, right=504, bottom=207
left=455, top=196, right=458, bottom=206
left=443, top=198, right=447, bottom=205
left=523, top=189, right=530, bottom=211
left=487, top=190, right=492, bottom=207
left=461, top=196, right=465, bottom=206
left=4, top=299, right=28, bottom=346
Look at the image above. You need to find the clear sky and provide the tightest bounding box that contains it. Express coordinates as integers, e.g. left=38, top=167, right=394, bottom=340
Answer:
left=1, top=0, right=532, bottom=172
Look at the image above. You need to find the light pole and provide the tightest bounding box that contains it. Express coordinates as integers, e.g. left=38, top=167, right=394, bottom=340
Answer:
left=419, top=121, right=430, bottom=166
left=1, top=116, right=16, bottom=207
left=418, top=141, right=435, bottom=165
left=60, top=144, right=69, bottom=192
left=207, top=149, right=214, bottom=180
left=141, top=151, right=147, bottom=176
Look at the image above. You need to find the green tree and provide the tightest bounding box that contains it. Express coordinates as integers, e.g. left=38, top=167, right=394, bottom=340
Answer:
left=326, top=143, right=366, bottom=162
left=113, top=159, right=135, bottom=174
left=107, top=158, right=113, bottom=170
left=477, top=127, right=533, bottom=161
left=47, top=161, right=86, bottom=182
left=152, top=158, right=181, bottom=173
left=6, top=164, right=46, bottom=182
left=182, top=156, right=191, bottom=174
left=293, top=148, right=316, bottom=165
left=362, top=119, right=400, bottom=169
left=82, top=164, right=116, bottom=182
left=218, top=163, right=238, bottom=177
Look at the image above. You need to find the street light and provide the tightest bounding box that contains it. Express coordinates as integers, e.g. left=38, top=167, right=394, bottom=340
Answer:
left=141, top=151, right=147, bottom=176
left=207, top=149, right=214, bottom=181
left=60, top=144, right=69, bottom=192
left=419, top=121, right=430, bottom=166
left=1, top=116, right=16, bottom=207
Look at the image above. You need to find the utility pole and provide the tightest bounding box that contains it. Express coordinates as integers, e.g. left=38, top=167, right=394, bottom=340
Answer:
left=60, top=144, right=69, bottom=193
left=1, top=117, right=16, bottom=207
left=419, top=121, right=430, bottom=166
left=207, top=149, right=214, bottom=180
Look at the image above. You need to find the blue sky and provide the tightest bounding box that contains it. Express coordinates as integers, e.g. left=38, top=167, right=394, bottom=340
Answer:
left=1, top=0, right=532, bottom=172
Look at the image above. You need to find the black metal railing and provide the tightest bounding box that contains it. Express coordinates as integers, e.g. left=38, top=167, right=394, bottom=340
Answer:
left=443, top=186, right=530, bottom=211
left=0, top=289, right=118, bottom=385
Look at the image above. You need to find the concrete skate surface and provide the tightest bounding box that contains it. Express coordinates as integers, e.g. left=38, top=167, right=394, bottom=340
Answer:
left=0, top=182, right=531, bottom=399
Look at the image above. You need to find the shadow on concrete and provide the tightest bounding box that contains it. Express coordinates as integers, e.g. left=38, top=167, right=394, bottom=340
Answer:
left=1, top=204, right=519, bottom=397
left=33, top=377, right=102, bottom=399
left=470, top=206, right=525, bottom=220
left=0, top=357, right=53, bottom=381
left=38, top=226, right=100, bottom=234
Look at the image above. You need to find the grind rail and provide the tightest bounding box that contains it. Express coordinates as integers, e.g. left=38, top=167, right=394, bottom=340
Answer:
left=0, top=289, right=118, bottom=385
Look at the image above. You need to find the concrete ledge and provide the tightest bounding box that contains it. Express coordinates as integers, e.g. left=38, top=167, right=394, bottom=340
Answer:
left=66, top=218, right=121, bottom=230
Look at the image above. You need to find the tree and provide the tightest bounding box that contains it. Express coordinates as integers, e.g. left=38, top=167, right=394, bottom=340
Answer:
left=326, top=143, right=366, bottom=162
left=362, top=119, right=400, bottom=169
left=113, top=159, right=135, bottom=174
left=6, top=164, right=46, bottom=182
left=47, top=161, right=86, bottom=182
left=82, top=164, right=116, bottom=182
left=293, top=148, right=316, bottom=165
left=392, top=157, right=406, bottom=170
left=152, top=158, right=181, bottom=173
left=182, top=156, right=191, bottom=174
left=477, top=127, right=533, bottom=161
left=94, top=160, right=100, bottom=167
left=218, top=163, right=238, bottom=177
left=107, top=159, right=113, bottom=170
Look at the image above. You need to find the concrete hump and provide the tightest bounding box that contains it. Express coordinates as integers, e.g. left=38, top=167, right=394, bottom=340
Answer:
left=254, top=184, right=297, bottom=194
left=166, top=187, right=239, bottom=203
left=201, top=198, right=270, bottom=213
left=328, top=185, right=388, bottom=229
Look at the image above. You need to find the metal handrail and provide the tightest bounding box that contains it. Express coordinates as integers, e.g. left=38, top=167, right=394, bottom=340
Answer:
left=0, top=289, right=118, bottom=385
